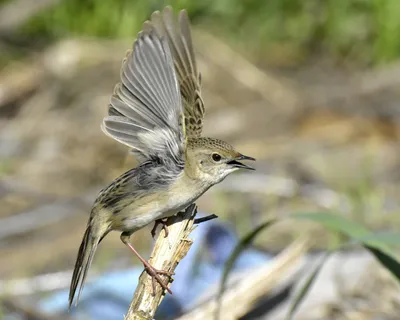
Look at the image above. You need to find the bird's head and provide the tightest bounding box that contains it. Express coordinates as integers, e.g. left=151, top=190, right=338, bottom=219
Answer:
left=186, top=138, right=255, bottom=185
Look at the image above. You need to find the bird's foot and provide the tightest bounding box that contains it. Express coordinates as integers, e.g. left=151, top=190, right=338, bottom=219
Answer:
left=121, top=237, right=174, bottom=295
left=151, top=219, right=169, bottom=239
left=143, top=263, right=174, bottom=296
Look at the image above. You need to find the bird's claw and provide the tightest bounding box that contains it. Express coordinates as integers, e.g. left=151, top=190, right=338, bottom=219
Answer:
left=151, top=219, right=169, bottom=239
left=144, top=264, right=174, bottom=296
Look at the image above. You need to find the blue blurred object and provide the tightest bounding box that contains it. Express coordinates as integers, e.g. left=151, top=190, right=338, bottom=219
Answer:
left=39, top=215, right=271, bottom=319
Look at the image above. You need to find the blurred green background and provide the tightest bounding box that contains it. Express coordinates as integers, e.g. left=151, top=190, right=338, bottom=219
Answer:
left=2, top=0, right=400, bottom=65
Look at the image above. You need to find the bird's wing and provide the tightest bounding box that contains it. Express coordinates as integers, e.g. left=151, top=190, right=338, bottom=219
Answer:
left=102, top=28, right=185, bottom=166
left=147, top=7, right=205, bottom=139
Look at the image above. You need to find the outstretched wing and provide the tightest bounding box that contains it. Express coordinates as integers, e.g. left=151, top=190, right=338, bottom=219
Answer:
left=102, top=28, right=185, bottom=167
left=147, top=7, right=205, bottom=139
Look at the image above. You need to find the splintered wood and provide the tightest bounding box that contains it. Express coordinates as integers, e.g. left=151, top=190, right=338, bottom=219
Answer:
left=124, top=204, right=197, bottom=320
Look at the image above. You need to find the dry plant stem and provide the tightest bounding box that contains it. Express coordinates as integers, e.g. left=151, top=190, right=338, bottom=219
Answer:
left=124, top=204, right=197, bottom=320
left=176, top=237, right=309, bottom=320
left=193, top=29, right=300, bottom=113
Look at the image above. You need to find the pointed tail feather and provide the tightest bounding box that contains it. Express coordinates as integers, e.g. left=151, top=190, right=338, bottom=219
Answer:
left=68, top=224, right=100, bottom=309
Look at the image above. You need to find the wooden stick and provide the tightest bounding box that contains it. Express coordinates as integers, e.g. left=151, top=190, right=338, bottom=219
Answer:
left=124, top=204, right=197, bottom=320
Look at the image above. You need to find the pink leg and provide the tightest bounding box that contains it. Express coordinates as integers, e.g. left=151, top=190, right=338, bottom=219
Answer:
left=120, top=232, right=173, bottom=295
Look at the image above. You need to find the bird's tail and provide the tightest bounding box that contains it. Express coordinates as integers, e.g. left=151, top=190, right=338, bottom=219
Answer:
left=68, top=223, right=102, bottom=309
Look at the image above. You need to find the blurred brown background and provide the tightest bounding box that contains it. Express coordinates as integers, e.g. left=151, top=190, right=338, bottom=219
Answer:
left=1, top=0, right=399, bottom=319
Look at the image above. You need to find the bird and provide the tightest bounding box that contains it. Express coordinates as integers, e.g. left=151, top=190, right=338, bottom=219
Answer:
left=68, top=6, right=255, bottom=308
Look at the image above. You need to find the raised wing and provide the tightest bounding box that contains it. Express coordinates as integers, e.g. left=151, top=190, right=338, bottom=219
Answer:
left=102, top=28, right=185, bottom=167
left=147, top=7, right=205, bottom=139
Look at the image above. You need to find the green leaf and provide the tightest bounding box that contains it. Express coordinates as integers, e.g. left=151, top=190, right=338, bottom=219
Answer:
left=357, top=232, right=400, bottom=247
left=292, top=212, right=371, bottom=239
left=291, top=213, right=395, bottom=255
left=364, top=245, right=400, bottom=283
left=215, top=219, right=277, bottom=320
left=285, top=252, right=331, bottom=320
left=291, top=212, right=400, bottom=286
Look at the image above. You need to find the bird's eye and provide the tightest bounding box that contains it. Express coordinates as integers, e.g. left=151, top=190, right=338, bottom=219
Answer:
left=212, top=153, right=222, bottom=162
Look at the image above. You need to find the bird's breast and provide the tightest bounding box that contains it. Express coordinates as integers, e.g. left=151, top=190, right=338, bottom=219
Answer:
left=166, top=174, right=210, bottom=210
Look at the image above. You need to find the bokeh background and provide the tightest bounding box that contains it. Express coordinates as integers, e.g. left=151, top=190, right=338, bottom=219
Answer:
left=1, top=0, right=400, bottom=319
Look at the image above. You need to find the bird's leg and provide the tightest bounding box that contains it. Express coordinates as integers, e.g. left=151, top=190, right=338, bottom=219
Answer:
left=150, top=219, right=169, bottom=239
left=120, top=232, right=173, bottom=295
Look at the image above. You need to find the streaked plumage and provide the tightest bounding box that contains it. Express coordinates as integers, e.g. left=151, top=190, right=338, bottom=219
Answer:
left=69, top=7, right=255, bottom=309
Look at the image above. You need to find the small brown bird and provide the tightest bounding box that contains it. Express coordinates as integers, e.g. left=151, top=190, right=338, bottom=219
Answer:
left=68, top=6, right=255, bottom=308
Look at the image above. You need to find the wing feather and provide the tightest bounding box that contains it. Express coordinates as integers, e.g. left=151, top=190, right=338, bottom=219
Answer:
left=148, top=7, right=205, bottom=138
left=103, top=28, right=184, bottom=166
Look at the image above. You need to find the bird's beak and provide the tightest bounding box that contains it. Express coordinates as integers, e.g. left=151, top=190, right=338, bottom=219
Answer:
left=227, top=154, right=256, bottom=170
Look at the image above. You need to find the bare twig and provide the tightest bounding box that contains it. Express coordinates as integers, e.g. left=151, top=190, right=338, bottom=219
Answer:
left=124, top=204, right=198, bottom=320
left=194, top=213, right=218, bottom=224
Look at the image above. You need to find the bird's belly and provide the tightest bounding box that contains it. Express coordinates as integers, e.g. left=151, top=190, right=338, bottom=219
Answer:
left=116, top=193, right=195, bottom=232
left=115, top=182, right=208, bottom=233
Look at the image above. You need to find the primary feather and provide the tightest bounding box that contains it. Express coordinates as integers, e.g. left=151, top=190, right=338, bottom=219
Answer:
left=147, top=7, right=205, bottom=139
left=103, top=28, right=184, bottom=167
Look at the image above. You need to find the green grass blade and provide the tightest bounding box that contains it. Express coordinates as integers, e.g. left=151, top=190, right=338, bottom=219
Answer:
left=215, top=218, right=277, bottom=320
left=285, top=252, right=331, bottom=320
left=292, top=212, right=371, bottom=238
left=364, top=245, right=400, bottom=283
left=357, top=232, right=400, bottom=247
left=291, top=212, right=395, bottom=255
left=292, top=212, right=400, bottom=286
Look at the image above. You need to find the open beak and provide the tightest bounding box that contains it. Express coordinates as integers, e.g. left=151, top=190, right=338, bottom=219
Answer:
left=227, top=154, right=256, bottom=170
